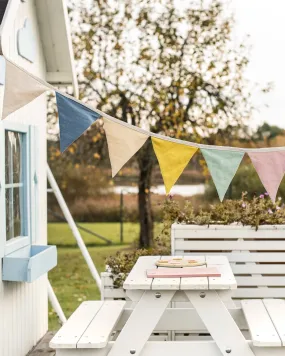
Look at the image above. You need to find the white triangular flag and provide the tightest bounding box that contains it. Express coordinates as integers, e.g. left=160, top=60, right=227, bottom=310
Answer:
left=103, top=118, right=149, bottom=177
left=2, top=59, right=48, bottom=119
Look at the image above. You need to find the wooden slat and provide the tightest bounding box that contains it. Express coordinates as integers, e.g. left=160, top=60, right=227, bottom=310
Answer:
left=54, top=341, right=285, bottom=356
left=233, top=288, right=285, bottom=299
left=124, top=256, right=160, bottom=290
left=231, top=265, right=285, bottom=274
left=176, top=240, right=285, bottom=251
left=181, top=252, right=285, bottom=262
left=241, top=300, right=281, bottom=347
left=152, top=256, right=181, bottom=290
left=178, top=256, right=207, bottom=290
left=236, top=276, right=285, bottom=286
left=263, top=299, right=285, bottom=346
left=207, top=258, right=237, bottom=290
left=116, top=307, right=248, bottom=331
left=50, top=302, right=103, bottom=348
left=174, top=229, right=285, bottom=239
left=77, top=301, right=125, bottom=348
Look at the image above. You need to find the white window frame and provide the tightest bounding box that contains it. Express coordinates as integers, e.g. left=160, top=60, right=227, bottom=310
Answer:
left=0, top=121, right=37, bottom=256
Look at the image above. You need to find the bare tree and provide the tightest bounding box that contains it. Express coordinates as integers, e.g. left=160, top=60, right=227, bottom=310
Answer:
left=68, top=0, right=253, bottom=247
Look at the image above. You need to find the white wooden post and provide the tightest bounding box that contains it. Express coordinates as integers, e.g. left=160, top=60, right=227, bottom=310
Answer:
left=48, top=280, right=67, bottom=324
left=47, top=164, right=101, bottom=289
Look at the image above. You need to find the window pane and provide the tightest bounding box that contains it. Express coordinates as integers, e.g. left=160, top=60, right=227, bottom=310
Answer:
left=13, top=187, right=22, bottom=237
left=5, top=131, right=22, bottom=184
left=5, top=187, right=25, bottom=240
left=5, top=130, right=27, bottom=241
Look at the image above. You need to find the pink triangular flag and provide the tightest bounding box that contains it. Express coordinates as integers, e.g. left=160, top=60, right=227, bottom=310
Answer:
left=248, top=151, right=285, bottom=202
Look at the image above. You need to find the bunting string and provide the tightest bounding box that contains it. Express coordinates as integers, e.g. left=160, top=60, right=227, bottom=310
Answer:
left=3, top=57, right=285, bottom=153
left=3, top=56, right=285, bottom=202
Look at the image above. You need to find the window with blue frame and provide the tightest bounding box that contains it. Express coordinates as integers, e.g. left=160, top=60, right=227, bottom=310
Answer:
left=2, top=122, right=33, bottom=255
left=5, top=130, right=28, bottom=240
left=1, top=122, right=57, bottom=283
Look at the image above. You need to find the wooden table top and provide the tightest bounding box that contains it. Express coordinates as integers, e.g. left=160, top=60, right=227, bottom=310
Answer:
left=123, top=255, right=237, bottom=291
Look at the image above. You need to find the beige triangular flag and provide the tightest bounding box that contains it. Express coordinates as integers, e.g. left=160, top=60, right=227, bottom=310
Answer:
left=2, top=60, right=48, bottom=119
left=103, top=118, right=149, bottom=177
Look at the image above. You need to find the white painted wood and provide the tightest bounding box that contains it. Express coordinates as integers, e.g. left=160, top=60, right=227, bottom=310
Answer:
left=35, top=0, right=78, bottom=95
left=115, top=307, right=248, bottom=331
left=77, top=301, right=125, bottom=348
left=263, top=299, right=285, bottom=346
left=186, top=290, right=255, bottom=356
left=208, top=261, right=237, bottom=290
left=0, top=1, right=50, bottom=355
left=233, top=288, right=285, bottom=299
left=108, top=290, right=175, bottom=356
left=56, top=341, right=285, bottom=356
left=175, top=240, right=285, bottom=251
left=179, top=256, right=208, bottom=290
left=50, top=302, right=103, bottom=349
left=241, top=300, right=281, bottom=347
left=235, top=277, right=285, bottom=286
left=171, top=224, right=285, bottom=300
left=183, top=252, right=285, bottom=262
left=123, top=256, right=160, bottom=290
left=152, top=256, right=181, bottom=290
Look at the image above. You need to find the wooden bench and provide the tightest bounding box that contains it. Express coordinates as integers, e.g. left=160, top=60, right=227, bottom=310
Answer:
left=241, top=299, right=285, bottom=347
left=50, top=301, right=125, bottom=352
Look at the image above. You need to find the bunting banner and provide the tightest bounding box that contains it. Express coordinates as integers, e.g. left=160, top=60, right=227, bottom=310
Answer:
left=201, top=148, right=244, bottom=201
left=2, top=60, right=48, bottom=119
left=103, top=118, right=149, bottom=177
left=56, top=93, right=101, bottom=152
left=248, top=151, right=285, bottom=202
left=3, top=57, right=285, bottom=200
left=152, top=137, right=198, bottom=194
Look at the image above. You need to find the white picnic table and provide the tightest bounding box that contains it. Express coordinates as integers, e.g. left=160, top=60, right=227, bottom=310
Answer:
left=107, top=255, right=256, bottom=356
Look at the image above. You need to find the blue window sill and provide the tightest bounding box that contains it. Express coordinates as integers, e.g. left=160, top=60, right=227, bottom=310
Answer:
left=2, top=245, right=57, bottom=282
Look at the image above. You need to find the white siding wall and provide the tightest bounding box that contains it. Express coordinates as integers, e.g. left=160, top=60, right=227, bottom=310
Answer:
left=0, top=1, right=48, bottom=355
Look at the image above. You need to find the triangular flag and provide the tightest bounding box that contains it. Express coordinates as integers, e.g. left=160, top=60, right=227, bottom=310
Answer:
left=2, top=60, right=48, bottom=119
left=103, top=118, right=149, bottom=177
left=201, top=148, right=244, bottom=201
left=248, top=151, right=285, bottom=202
left=152, top=137, right=198, bottom=194
left=56, top=93, right=100, bottom=152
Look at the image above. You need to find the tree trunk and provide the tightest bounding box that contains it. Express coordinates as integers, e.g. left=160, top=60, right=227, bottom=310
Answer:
left=137, top=141, right=154, bottom=248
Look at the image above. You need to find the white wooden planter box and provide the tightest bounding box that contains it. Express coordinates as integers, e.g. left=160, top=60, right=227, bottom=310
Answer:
left=101, top=272, right=128, bottom=300
left=171, top=223, right=285, bottom=299
left=101, top=224, right=285, bottom=301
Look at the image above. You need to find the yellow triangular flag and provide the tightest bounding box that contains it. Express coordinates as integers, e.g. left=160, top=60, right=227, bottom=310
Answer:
left=2, top=60, right=48, bottom=119
left=152, top=137, right=198, bottom=194
left=104, top=118, right=149, bottom=177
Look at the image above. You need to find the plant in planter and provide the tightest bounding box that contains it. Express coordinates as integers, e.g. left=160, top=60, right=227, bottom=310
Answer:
left=104, top=193, right=285, bottom=295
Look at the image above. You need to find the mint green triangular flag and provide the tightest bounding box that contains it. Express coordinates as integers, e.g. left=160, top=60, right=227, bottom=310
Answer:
left=201, top=148, right=244, bottom=201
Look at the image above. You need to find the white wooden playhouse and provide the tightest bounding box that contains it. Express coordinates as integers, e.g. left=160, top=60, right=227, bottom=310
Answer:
left=0, top=1, right=77, bottom=355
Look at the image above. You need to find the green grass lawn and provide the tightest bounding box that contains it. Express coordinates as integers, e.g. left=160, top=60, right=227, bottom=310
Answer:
left=48, top=222, right=162, bottom=330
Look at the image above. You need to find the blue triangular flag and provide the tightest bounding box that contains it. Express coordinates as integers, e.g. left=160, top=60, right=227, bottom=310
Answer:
left=201, top=148, right=244, bottom=201
left=56, top=92, right=100, bottom=152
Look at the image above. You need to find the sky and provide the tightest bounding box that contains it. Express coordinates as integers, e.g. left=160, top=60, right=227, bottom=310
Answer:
left=230, top=0, right=285, bottom=129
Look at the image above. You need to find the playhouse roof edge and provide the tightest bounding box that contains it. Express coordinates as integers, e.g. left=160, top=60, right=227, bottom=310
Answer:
left=0, top=0, right=78, bottom=97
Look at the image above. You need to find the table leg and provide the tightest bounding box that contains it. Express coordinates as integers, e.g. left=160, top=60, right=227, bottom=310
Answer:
left=185, top=290, right=255, bottom=356
left=108, top=290, right=175, bottom=356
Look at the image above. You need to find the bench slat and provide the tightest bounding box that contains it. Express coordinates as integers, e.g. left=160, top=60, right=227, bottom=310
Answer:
left=241, top=300, right=281, bottom=347
left=50, top=301, right=103, bottom=348
left=263, top=299, right=285, bottom=346
left=77, top=301, right=125, bottom=348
